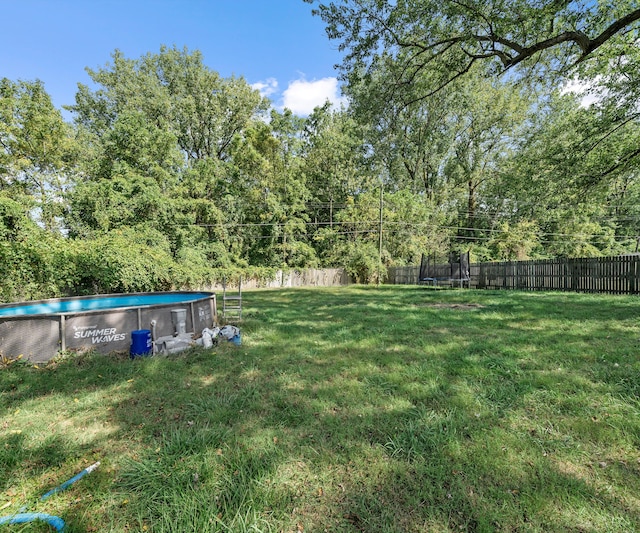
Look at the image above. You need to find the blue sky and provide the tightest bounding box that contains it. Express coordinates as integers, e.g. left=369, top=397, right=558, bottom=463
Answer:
left=2, top=0, right=345, bottom=116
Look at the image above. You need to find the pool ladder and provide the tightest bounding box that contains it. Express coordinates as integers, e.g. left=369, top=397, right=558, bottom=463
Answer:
left=222, top=277, right=242, bottom=322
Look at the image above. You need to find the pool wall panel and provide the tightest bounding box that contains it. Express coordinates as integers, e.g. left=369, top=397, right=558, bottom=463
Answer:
left=193, top=300, right=215, bottom=332
left=64, top=310, right=137, bottom=354
left=0, top=318, right=60, bottom=363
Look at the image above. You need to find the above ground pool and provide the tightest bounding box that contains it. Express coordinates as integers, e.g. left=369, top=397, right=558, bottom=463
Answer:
left=0, top=291, right=217, bottom=363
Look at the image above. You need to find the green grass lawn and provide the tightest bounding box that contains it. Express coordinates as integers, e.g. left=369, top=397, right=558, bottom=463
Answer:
left=1, top=285, right=640, bottom=532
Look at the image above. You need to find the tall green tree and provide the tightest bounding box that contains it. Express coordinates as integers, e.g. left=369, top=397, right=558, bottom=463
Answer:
left=499, top=88, right=640, bottom=257
left=302, top=103, right=369, bottom=230
left=66, top=47, right=268, bottom=269
left=154, top=46, right=269, bottom=162
left=442, top=73, right=530, bottom=238
left=309, top=0, right=640, bottom=190
left=229, top=109, right=315, bottom=267
left=65, top=106, right=183, bottom=240
left=0, top=78, right=75, bottom=231
left=70, top=46, right=268, bottom=166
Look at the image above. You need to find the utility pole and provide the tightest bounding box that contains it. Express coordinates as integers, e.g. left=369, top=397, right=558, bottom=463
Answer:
left=377, top=180, right=384, bottom=286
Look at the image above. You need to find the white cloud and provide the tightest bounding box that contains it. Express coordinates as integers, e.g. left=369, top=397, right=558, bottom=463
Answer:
left=252, top=77, right=279, bottom=97
left=282, top=77, right=346, bottom=116
left=561, top=77, right=606, bottom=107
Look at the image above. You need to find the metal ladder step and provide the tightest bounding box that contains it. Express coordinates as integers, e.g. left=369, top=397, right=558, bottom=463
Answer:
left=222, top=276, right=242, bottom=321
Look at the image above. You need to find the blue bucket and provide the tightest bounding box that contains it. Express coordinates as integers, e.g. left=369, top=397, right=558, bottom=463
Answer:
left=130, top=329, right=152, bottom=358
left=229, top=333, right=241, bottom=346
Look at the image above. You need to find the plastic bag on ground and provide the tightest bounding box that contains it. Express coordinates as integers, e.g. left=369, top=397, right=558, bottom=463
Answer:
left=201, top=327, right=220, bottom=348
left=219, top=325, right=240, bottom=340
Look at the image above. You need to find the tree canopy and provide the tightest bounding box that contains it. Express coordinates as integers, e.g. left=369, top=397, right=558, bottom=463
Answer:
left=307, top=0, right=640, bottom=98
left=1, top=30, right=640, bottom=299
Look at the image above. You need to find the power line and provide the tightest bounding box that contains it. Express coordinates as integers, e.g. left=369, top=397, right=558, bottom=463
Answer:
left=174, top=219, right=639, bottom=240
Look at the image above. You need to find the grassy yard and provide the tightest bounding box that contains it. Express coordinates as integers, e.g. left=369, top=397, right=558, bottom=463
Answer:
left=1, top=285, right=640, bottom=532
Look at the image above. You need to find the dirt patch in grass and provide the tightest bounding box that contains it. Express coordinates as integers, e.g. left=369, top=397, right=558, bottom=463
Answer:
left=418, top=303, right=485, bottom=310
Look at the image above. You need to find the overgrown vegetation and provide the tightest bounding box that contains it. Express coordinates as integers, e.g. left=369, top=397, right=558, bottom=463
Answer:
left=2, top=286, right=639, bottom=531
left=3, top=5, right=640, bottom=299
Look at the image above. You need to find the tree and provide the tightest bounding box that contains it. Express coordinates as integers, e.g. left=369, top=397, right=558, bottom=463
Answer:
left=499, top=88, right=640, bottom=256
left=71, top=46, right=269, bottom=165
left=309, top=1, right=640, bottom=259
left=67, top=47, right=268, bottom=269
left=442, top=72, right=531, bottom=240
left=0, top=78, right=75, bottom=231
left=302, top=103, right=369, bottom=230
left=489, top=220, right=541, bottom=260
left=0, top=195, right=81, bottom=301
left=65, top=107, right=183, bottom=240
left=154, top=46, right=269, bottom=162
left=229, top=109, right=315, bottom=267
left=307, top=0, right=640, bottom=98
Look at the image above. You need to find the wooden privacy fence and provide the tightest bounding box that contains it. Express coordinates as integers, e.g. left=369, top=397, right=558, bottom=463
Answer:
left=389, top=266, right=420, bottom=285
left=388, top=255, right=640, bottom=295
left=472, top=256, right=640, bottom=294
